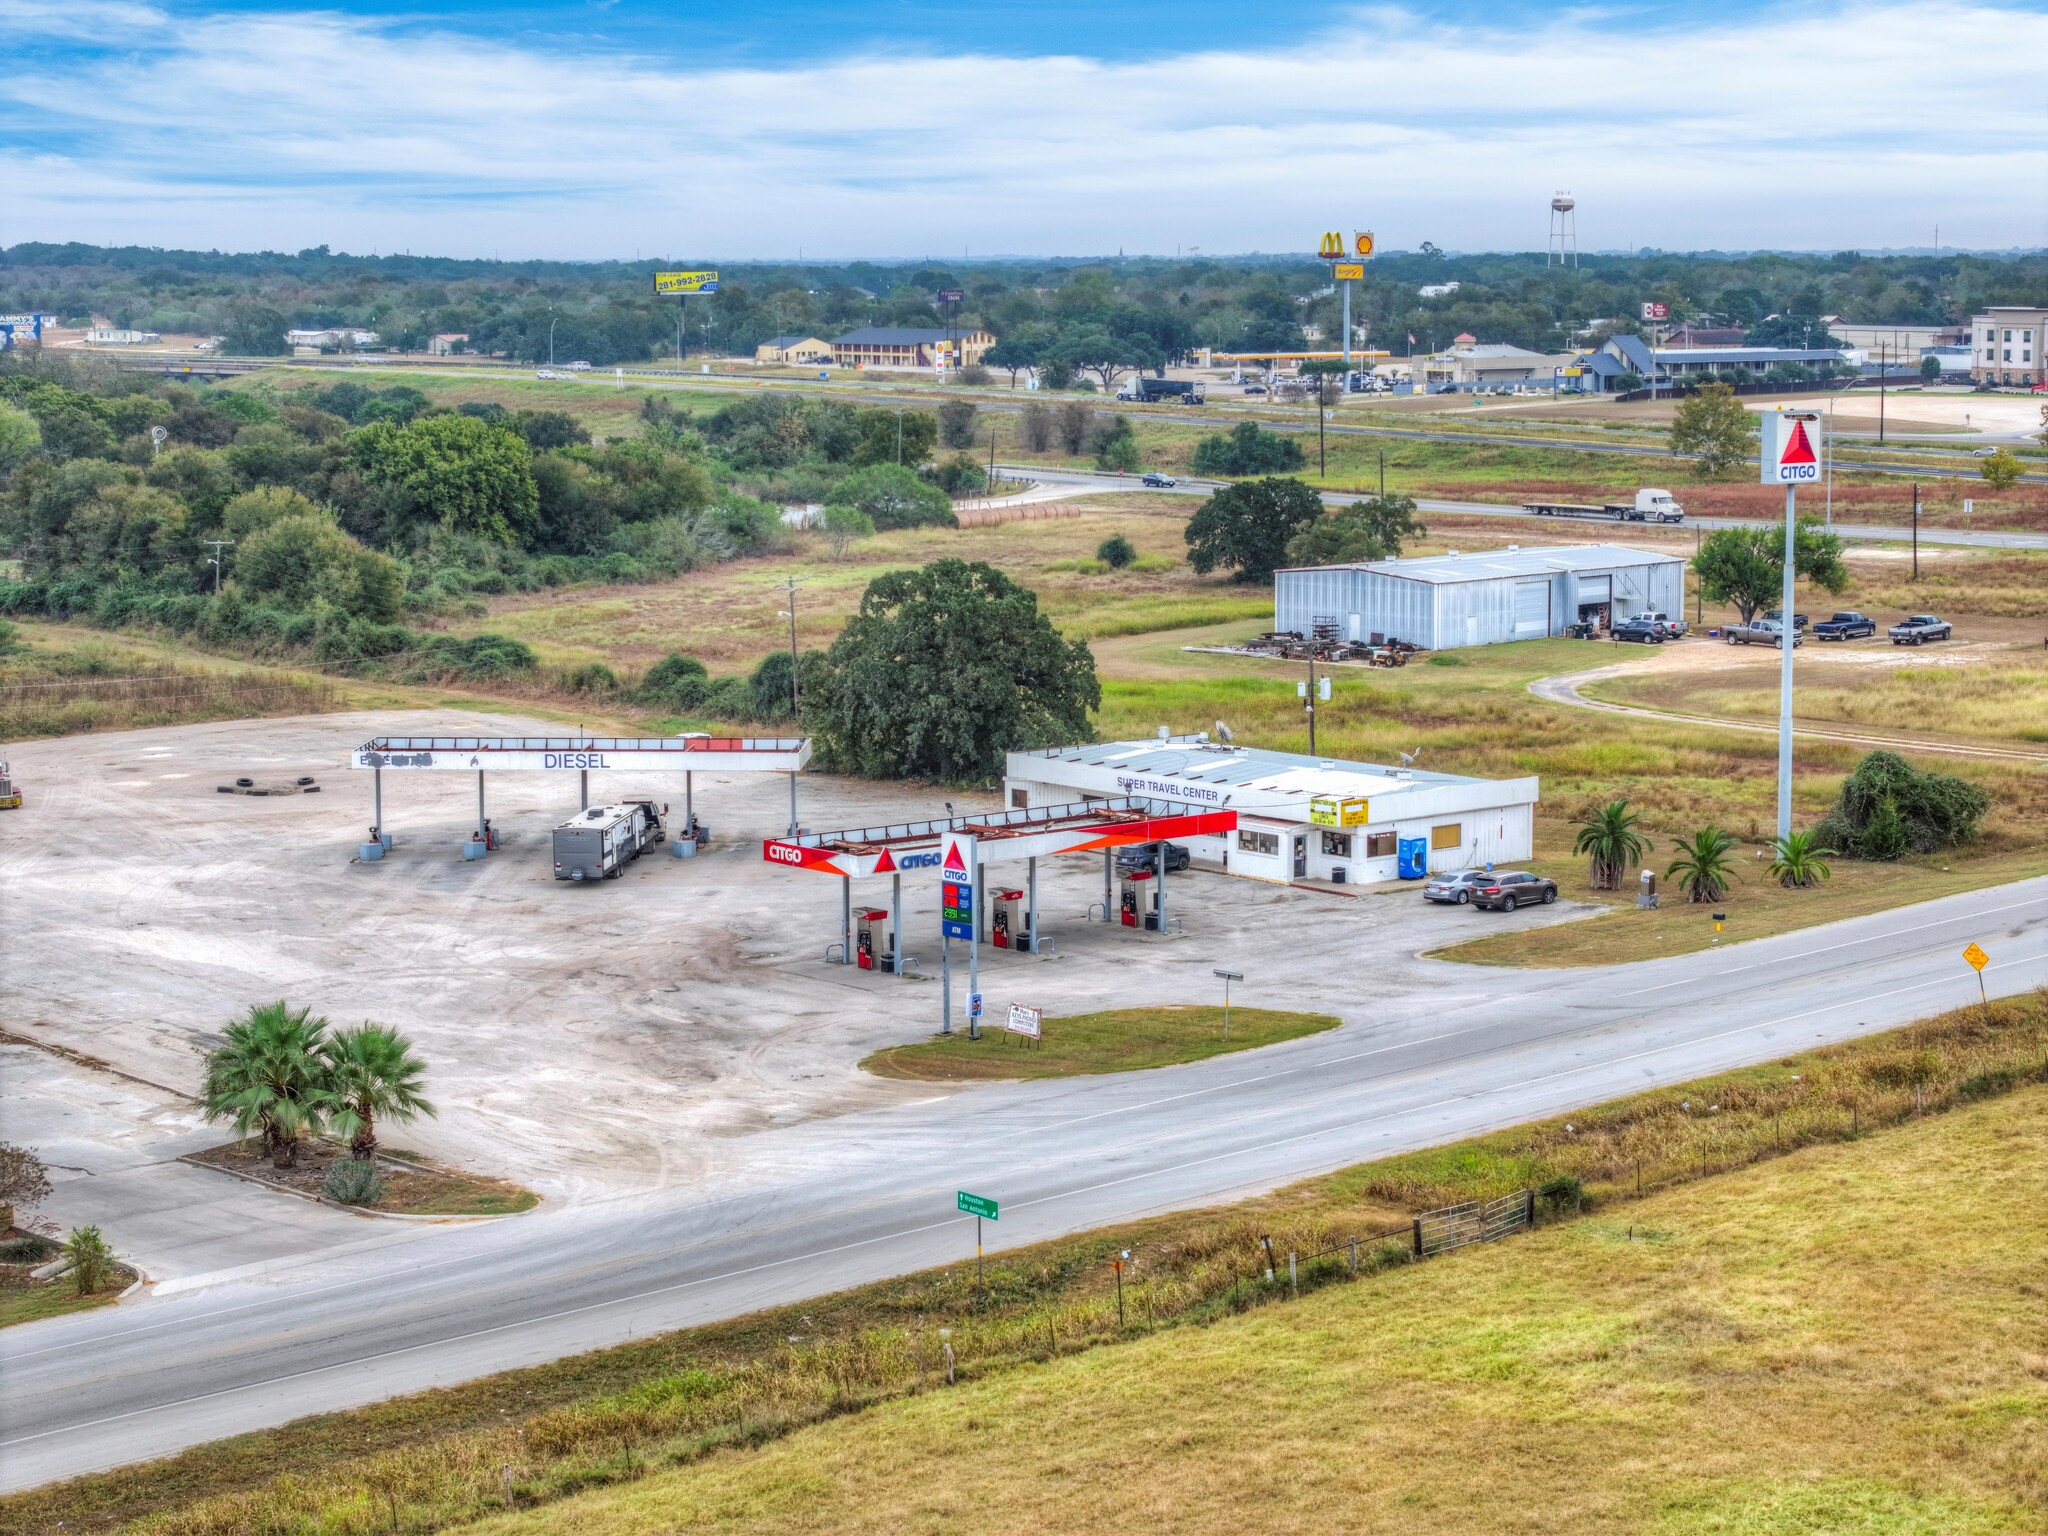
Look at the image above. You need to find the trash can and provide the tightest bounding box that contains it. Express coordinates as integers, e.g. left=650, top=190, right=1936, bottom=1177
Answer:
left=1331, top=866, right=1347, bottom=884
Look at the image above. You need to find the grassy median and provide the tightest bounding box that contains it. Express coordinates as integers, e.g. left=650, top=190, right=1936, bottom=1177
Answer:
left=860, top=1006, right=1339, bottom=1081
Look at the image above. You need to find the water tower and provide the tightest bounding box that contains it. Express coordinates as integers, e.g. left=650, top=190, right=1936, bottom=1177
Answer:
left=1547, top=192, right=1578, bottom=268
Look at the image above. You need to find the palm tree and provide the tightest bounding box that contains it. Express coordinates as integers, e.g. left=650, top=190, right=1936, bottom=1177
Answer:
left=1666, top=827, right=1740, bottom=904
left=1572, top=799, right=1652, bottom=891
left=1768, top=830, right=1835, bottom=889
left=200, top=1001, right=334, bottom=1168
left=322, top=1024, right=435, bottom=1161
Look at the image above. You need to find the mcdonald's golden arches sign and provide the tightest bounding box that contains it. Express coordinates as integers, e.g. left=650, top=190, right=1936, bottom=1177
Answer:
left=1317, top=231, right=1345, bottom=259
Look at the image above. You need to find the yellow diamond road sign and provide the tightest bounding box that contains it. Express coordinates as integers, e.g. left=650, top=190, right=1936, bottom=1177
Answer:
left=1963, top=942, right=1989, bottom=972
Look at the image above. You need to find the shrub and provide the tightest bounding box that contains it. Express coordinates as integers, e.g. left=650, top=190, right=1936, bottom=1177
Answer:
left=63, top=1224, right=117, bottom=1295
left=958, top=363, right=992, bottom=387
left=322, top=1158, right=387, bottom=1206
left=1192, top=421, right=1305, bottom=476
left=641, top=652, right=711, bottom=709
left=1814, top=750, right=1989, bottom=858
left=561, top=662, right=619, bottom=694
left=1096, top=534, right=1137, bottom=569
left=1537, top=1174, right=1585, bottom=1215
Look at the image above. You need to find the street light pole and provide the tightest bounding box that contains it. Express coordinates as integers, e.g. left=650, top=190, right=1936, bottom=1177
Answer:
left=779, top=576, right=801, bottom=836
left=548, top=317, right=558, bottom=368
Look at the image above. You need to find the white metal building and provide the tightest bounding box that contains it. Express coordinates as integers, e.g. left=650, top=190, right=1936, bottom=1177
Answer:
left=1006, top=737, right=1539, bottom=886
left=1275, top=543, right=1686, bottom=650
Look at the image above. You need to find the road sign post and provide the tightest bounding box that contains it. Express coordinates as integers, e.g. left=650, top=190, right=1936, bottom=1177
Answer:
left=957, top=1190, right=997, bottom=1304
left=1964, top=941, right=1990, bottom=1018
left=1212, top=967, right=1243, bottom=1040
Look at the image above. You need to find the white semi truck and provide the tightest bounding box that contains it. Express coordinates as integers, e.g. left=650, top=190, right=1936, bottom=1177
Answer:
left=1522, top=488, right=1685, bottom=523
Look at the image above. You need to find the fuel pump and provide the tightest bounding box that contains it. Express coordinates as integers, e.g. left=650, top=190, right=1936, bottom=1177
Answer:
left=855, top=908, right=889, bottom=970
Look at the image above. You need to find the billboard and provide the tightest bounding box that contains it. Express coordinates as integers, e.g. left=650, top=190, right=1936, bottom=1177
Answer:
left=935, top=288, right=964, bottom=303
left=1640, top=302, right=1669, bottom=321
left=1332, top=263, right=1365, bottom=281
left=1759, top=408, right=1823, bottom=486
left=654, top=271, right=719, bottom=295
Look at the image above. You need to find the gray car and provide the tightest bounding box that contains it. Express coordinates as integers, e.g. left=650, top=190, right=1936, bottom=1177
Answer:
left=1423, top=870, right=1492, bottom=904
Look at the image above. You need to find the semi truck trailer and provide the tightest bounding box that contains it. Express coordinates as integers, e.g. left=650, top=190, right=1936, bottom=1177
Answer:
left=1523, top=488, right=1684, bottom=523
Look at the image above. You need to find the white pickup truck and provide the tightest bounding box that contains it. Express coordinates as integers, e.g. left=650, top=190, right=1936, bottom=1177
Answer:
left=1523, top=488, right=1685, bottom=523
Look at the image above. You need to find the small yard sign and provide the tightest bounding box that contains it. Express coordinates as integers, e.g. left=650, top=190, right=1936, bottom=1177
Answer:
left=1006, top=1004, right=1042, bottom=1039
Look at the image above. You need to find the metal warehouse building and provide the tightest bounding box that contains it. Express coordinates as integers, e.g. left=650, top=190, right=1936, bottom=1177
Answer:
left=1006, top=737, right=1539, bottom=886
left=1274, top=543, right=1687, bottom=651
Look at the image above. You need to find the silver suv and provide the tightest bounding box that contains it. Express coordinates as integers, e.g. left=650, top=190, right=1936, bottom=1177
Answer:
left=1423, top=870, right=1491, bottom=905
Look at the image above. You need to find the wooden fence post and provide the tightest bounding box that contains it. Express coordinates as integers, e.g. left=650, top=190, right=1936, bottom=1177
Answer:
left=1524, top=1188, right=1536, bottom=1230
left=1411, top=1217, right=1423, bottom=1258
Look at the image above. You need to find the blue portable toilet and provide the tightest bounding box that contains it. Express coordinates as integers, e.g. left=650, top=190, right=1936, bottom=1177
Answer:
left=1397, top=837, right=1428, bottom=879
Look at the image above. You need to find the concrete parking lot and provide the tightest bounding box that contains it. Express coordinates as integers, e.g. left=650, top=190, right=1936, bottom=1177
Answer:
left=1, top=710, right=1592, bottom=1204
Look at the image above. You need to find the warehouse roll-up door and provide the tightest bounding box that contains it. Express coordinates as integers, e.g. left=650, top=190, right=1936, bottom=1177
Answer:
left=1578, top=575, right=1612, bottom=604
left=1511, top=581, right=1549, bottom=635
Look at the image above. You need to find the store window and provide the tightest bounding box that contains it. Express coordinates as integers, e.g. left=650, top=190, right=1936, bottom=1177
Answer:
left=1430, top=823, right=1462, bottom=851
left=1238, top=830, right=1280, bottom=857
left=1365, top=831, right=1396, bottom=857
left=1320, top=831, right=1352, bottom=857
left=1010, top=789, right=1028, bottom=809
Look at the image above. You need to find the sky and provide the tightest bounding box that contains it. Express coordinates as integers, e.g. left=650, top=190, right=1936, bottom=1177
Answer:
left=3, top=0, right=2045, bottom=261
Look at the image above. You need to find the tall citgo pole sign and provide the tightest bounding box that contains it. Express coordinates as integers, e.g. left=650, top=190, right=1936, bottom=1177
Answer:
left=654, top=271, right=719, bottom=363
left=1760, top=407, right=1824, bottom=843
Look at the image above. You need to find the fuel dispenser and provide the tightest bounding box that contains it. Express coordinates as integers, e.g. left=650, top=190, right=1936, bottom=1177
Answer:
left=855, top=908, right=891, bottom=971
left=992, top=889, right=1032, bottom=950
left=1118, top=870, right=1160, bottom=930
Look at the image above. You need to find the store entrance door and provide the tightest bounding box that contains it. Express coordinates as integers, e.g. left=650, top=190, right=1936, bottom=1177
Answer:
left=1291, top=835, right=1307, bottom=879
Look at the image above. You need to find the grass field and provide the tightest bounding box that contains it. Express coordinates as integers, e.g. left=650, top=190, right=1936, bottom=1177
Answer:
left=0, top=630, right=343, bottom=740
left=469, top=1079, right=2048, bottom=1536
left=0, top=1277, right=118, bottom=1331
left=33, top=990, right=2043, bottom=1536
left=860, top=1006, right=1339, bottom=1081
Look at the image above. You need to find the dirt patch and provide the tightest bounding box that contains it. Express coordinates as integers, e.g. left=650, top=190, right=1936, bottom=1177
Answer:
left=186, top=1139, right=538, bottom=1217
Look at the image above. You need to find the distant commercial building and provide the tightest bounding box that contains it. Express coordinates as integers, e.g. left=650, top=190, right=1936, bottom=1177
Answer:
left=427, top=333, right=469, bottom=355
left=1006, top=737, right=1538, bottom=885
left=1421, top=341, right=1575, bottom=389
left=1662, top=325, right=1748, bottom=348
left=1827, top=321, right=1965, bottom=359
left=1275, top=543, right=1686, bottom=650
left=84, top=327, right=160, bottom=346
left=1968, top=307, right=2048, bottom=385
left=755, top=335, right=833, bottom=364
left=829, top=326, right=994, bottom=369
left=1654, top=346, right=1854, bottom=380
left=286, top=328, right=379, bottom=350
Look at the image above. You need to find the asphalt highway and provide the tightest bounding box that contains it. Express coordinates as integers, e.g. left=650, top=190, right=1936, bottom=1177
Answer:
left=5, top=878, right=2043, bottom=1491
left=1006, top=466, right=2048, bottom=550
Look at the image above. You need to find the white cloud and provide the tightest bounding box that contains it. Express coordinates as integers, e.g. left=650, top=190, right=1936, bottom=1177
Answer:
left=4, top=2, right=2045, bottom=256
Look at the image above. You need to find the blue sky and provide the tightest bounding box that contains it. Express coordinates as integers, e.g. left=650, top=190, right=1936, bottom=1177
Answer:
left=4, top=0, right=2045, bottom=259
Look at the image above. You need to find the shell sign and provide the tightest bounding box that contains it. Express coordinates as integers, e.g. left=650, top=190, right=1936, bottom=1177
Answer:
left=1354, top=231, right=1375, bottom=257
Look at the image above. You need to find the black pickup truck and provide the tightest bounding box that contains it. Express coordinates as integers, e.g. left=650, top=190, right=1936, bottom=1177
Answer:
left=1813, top=611, right=1878, bottom=640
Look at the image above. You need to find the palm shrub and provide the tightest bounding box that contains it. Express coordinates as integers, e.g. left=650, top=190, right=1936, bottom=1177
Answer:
left=321, top=1024, right=435, bottom=1160
left=1572, top=799, right=1651, bottom=891
left=1667, top=827, right=1740, bottom=903
left=63, top=1224, right=116, bottom=1296
left=200, top=1001, right=335, bottom=1168
left=1768, top=830, right=1835, bottom=889
left=322, top=1158, right=388, bottom=1207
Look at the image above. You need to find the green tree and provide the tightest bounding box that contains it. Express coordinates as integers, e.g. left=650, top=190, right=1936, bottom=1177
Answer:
left=984, top=335, right=1043, bottom=388
left=220, top=301, right=289, bottom=356
left=1666, top=827, right=1740, bottom=903
left=1856, top=793, right=1910, bottom=860
left=929, top=455, right=987, bottom=496
left=350, top=414, right=540, bottom=545
left=235, top=514, right=404, bottom=621
left=1919, top=354, right=1942, bottom=383
left=199, top=1001, right=335, bottom=1168
left=1192, top=421, right=1306, bottom=476
left=828, top=463, right=956, bottom=530
left=1692, top=519, right=1848, bottom=624
left=0, top=403, right=40, bottom=478
left=809, top=559, right=1100, bottom=780
left=1813, top=750, right=1988, bottom=857
left=1767, top=830, right=1835, bottom=889
left=63, top=1225, right=117, bottom=1296
left=1283, top=493, right=1425, bottom=567
left=1979, top=447, right=2023, bottom=491
left=1097, top=533, right=1137, bottom=569
left=320, top=1024, right=434, bottom=1161
left=640, top=652, right=711, bottom=710
left=819, top=503, right=874, bottom=558
left=144, top=448, right=237, bottom=529
left=510, top=409, right=589, bottom=450
left=1184, top=477, right=1323, bottom=583
left=1093, top=416, right=1141, bottom=472
left=1056, top=401, right=1092, bottom=455
left=1572, top=799, right=1652, bottom=891
left=0, top=1141, right=52, bottom=1232
left=222, top=485, right=323, bottom=540
left=850, top=408, right=936, bottom=468
left=1020, top=402, right=1055, bottom=452
left=937, top=398, right=979, bottom=450
left=1667, top=382, right=1759, bottom=477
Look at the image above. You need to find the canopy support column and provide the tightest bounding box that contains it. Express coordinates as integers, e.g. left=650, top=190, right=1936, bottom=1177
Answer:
left=891, top=871, right=903, bottom=975
left=1155, top=839, right=1167, bottom=932
left=1027, top=856, right=1040, bottom=954
left=840, top=875, right=853, bottom=965
left=580, top=769, right=588, bottom=810
left=685, top=771, right=693, bottom=833
left=476, top=771, right=486, bottom=842
left=1103, top=849, right=1113, bottom=921
left=372, top=767, right=382, bottom=841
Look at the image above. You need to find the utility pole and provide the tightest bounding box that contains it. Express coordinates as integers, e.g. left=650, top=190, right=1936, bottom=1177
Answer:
left=204, top=538, right=234, bottom=593
left=1378, top=448, right=1386, bottom=500
left=778, top=576, right=801, bottom=836
left=1911, top=482, right=1920, bottom=580
left=1316, top=378, right=1326, bottom=477
left=896, top=407, right=904, bottom=464
left=548, top=316, right=558, bottom=368
left=1878, top=343, right=1886, bottom=444
left=1302, top=651, right=1325, bottom=756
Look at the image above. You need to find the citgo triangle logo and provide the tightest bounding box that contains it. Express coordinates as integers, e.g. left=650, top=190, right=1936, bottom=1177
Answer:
left=873, top=848, right=896, bottom=873
left=942, top=842, right=968, bottom=873
left=1781, top=418, right=1817, bottom=466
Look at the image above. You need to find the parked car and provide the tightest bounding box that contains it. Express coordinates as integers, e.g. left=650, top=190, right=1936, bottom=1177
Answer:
left=533, top=369, right=560, bottom=380
left=1241, top=384, right=1268, bottom=396
left=1624, top=611, right=1688, bottom=638
left=1889, top=614, right=1953, bottom=645
left=1763, top=609, right=1810, bottom=631
left=1609, top=617, right=1667, bottom=644
left=1141, top=472, right=1178, bottom=488
left=1116, top=842, right=1191, bottom=876
left=1813, top=611, right=1878, bottom=641
left=1470, top=872, right=1559, bottom=912
left=1422, top=870, right=1493, bottom=905
left=1724, top=618, right=1803, bottom=648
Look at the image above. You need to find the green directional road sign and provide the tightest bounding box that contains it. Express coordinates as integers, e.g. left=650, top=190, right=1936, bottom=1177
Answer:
left=957, top=1190, right=998, bottom=1220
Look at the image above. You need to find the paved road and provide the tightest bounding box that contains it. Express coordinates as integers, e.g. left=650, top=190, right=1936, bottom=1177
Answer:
left=1009, top=466, right=2048, bottom=550
left=5, top=878, right=2043, bottom=1490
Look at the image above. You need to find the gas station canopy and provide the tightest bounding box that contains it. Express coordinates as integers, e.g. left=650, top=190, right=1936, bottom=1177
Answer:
left=763, top=796, right=1237, bottom=878
left=353, top=736, right=811, bottom=773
